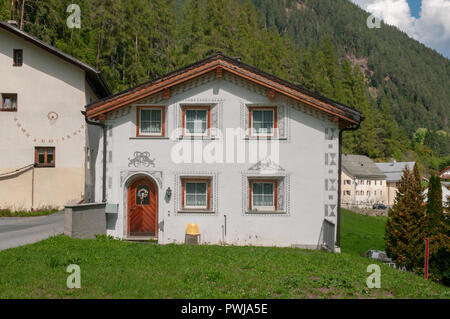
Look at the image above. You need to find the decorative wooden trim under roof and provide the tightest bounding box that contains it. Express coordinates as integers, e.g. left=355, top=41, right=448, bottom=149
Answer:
left=86, top=52, right=362, bottom=126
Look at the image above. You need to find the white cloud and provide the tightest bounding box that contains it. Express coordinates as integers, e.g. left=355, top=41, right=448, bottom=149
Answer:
left=351, top=0, right=450, bottom=58
left=367, top=0, right=415, bottom=29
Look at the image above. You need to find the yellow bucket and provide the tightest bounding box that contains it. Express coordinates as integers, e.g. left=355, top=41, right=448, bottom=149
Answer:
left=186, top=223, right=200, bottom=236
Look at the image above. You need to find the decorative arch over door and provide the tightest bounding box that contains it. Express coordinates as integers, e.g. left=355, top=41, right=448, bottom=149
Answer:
left=127, top=176, right=158, bottom=236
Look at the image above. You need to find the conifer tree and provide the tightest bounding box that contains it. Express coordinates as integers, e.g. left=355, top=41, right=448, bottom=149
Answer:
left=426, top=176, right=444, bottom=232
left=425, top=175, right=450, bottom=284
left=385, top=164, right=426, bottom=272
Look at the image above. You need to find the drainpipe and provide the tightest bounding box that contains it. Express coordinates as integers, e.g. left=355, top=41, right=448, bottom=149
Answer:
left=336, top=120, right=362, bottom=248
left=31, top=165, right=35, bottom=210
left=81, top=111, right=107, bottom=203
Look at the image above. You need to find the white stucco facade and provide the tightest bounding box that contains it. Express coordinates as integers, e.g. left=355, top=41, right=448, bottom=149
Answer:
left=91, top=72, right=341, bottom=248
left=0, top=27, right=102, bottom=210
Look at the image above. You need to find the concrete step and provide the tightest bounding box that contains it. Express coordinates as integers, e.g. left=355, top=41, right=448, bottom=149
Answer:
left=124, top=236, right=158, bottom=242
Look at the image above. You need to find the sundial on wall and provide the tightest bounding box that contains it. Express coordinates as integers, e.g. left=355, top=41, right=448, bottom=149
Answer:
left=13, top=112, right=84, bottom=144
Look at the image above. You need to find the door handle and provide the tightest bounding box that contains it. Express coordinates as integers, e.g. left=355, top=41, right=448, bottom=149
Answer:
left=130, top=207, right=134, bottom=214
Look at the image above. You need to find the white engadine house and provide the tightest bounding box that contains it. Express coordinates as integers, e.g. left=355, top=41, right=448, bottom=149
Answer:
left=85, top=53, right=362, bottom=250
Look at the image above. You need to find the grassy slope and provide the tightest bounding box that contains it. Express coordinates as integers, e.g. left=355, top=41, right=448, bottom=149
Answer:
left=0, top=234, right=448, bottom=299
left=340, top=209, right=387, bottom=256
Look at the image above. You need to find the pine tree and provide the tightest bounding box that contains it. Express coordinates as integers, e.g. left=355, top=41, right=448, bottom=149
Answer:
left=407, top=164, right=427, bottom=272
left=426, top=176, right=444, bottom=232
left=385, top=164, right=426, bottom=272
left=425, top=175, right=450, bottom=284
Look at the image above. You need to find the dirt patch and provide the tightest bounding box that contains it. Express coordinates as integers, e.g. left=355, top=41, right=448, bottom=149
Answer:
left=368, top=86, right=378, bottom=99
left=371, top=289, right=395, bottom=299
left=285, top=0, right=307, bottom=17
left=346, top=54, right=373, bottom=79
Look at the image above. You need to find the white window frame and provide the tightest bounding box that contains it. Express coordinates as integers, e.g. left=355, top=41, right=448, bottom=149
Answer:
left=183, top=180, right=209, bottom=210
left=138, top=107, right=164, bottom=136
left=251, top=181, right=276, bottom=211
left=184, top=108, right=209, bottom=137
left=250, top=108, right=276, bottom=137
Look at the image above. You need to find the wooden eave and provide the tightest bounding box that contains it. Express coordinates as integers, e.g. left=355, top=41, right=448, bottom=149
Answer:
left=86, top=55, right=361, bottom=126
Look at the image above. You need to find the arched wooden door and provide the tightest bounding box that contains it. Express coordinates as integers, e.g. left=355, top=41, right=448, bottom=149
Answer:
left=127, top=177, right=158, bottom=236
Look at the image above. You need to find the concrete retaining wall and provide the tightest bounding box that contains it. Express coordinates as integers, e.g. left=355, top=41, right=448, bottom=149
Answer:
left=64, top=203, right=106, bottom=238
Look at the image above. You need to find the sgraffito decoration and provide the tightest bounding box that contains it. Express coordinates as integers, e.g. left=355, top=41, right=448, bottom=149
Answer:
left=248, top=157, right=285, bottom=173
left=128, top=151, right=156, bottom=168
left=13, top=117, right=84, bottom=144
left=324, top=127, right=338, bottom=217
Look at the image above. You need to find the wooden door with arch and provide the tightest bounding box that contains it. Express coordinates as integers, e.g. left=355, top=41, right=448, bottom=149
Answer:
left=127, top=177, right=158, bottom=236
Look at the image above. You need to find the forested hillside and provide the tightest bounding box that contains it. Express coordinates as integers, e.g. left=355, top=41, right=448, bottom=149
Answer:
left=1, top=0, right=448, bottom=173
left=250, top=0, right=450, bottom=134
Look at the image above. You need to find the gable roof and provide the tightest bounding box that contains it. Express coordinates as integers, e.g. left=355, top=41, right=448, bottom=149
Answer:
left=439, top=166, right=450, bottom=179
left=85, top=52, right=362, bottom=126
left=0, top=20, right=111, bottom=98
left=342, top=154, right=386, bottom=179
left=375, top=161, right=415, bottom=182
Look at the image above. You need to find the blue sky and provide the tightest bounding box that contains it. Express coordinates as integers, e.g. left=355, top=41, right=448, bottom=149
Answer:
left=351, top=0, right=450, bottom=59
left=406, top=0, right=422, bottom=18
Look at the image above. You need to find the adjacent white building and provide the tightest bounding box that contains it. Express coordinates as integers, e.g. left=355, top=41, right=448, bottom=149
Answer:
left=85, top=53, right=362, bottom=249
left=0, top=20, right=110, bottom=211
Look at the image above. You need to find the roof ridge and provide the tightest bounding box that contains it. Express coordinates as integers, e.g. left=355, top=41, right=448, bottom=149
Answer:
left=85, top=52, right=362, bottom=126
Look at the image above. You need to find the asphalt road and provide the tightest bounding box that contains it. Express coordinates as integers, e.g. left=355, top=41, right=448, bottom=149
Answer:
left=0, top=212, right=64, bottom=251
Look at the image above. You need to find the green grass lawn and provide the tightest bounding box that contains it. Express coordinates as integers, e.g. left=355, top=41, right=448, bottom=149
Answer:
left=340, top=208, right=387, bottom=256
left=0, top=233, right=449, bottom=299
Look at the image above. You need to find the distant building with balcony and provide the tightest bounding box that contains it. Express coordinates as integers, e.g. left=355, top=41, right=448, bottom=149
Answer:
left=341, top=154, right=387, bottom=208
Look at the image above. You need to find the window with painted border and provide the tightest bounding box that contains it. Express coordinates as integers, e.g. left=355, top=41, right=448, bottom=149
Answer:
left=182, top=106, right=211, bottom=137
left=249, top=179, right=277, bottom=211
left=136, top=106, right=165, bottom=137
left=35, top=147, right=55, bottom=167
left=181, top=178, right=211, bottom=210
left=249, top=106, right=277, bottom=137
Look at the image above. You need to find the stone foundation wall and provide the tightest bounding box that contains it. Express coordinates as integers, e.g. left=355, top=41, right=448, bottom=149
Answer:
left=64, top=203, right=106, bottom=238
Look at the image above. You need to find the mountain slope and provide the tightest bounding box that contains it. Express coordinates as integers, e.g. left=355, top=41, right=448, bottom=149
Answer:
left=1, top=0, right=449, bottom=171
left=249, top=0, right=450, bottom=136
